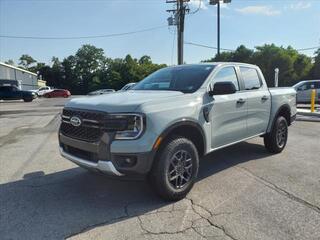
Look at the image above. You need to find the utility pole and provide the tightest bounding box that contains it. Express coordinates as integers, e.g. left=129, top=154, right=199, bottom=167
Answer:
left=209, top=0, right=231, bottom=58
left=166, top=0, right=189, bottom=65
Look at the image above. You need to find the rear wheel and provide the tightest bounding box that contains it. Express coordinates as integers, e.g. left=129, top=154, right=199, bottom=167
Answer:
left=149, top=136, right=199, bottom=201
left=264, top=116, right=288, bottom=153
left=23, top=97, right=33, bottom=102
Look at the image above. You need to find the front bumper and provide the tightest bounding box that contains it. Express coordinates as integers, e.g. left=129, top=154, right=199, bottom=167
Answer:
left=59, top=132, right=155, bottom=176
left=59, top=147, right=123, bottom=176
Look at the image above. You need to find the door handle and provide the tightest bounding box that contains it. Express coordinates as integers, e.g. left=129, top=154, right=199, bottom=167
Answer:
left=261, top=95, right=269, bottom=101
left=237, top=98, right=246, bottom=104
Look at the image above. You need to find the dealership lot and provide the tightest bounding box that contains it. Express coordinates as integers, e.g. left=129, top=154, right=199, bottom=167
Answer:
left=0, top=98, right=319, bottom=240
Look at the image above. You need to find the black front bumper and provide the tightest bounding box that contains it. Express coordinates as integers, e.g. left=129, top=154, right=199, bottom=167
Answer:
left=59, top=132, right=154, bottom=175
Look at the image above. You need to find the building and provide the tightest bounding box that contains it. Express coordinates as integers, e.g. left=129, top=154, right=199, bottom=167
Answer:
left=0, top=62, right=46, bottom=90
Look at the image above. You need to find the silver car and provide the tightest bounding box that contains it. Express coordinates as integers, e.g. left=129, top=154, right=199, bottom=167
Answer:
left=293, top=80, right=320, bottom=103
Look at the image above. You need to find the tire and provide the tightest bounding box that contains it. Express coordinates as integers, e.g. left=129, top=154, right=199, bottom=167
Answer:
left=23, top=97, right=33, bottom=102
left=264, top=116, right=288, bottom=153
left=149, top=136, right=199, bottom=201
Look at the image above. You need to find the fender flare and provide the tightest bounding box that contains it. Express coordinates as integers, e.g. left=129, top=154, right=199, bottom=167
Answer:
left=268, top=104, right=291, bottom=133
left=157, top=118, right=207, bottom=155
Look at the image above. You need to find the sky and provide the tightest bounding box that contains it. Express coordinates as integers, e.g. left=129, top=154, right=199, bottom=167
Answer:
left=0, top=0, right=319, bottom=66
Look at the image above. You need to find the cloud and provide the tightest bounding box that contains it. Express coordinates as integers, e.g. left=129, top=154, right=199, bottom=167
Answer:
left=236, top=5, right=281, bottom=16
left=189, top=0, right=208, bottom=10
left=290, top=1, right=311, bottom=10
left=188, top=0, right=230, bottom=11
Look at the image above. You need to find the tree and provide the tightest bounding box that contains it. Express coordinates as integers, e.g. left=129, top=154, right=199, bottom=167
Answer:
left=74, top=44, right=106, bottom=93
left=203, top=44, right=314, bottom=87
left=310, top=48, right=320, bottom=79
left=19, top=54, right=37, bottom=69
left=5, top=59, right=15, bottom=66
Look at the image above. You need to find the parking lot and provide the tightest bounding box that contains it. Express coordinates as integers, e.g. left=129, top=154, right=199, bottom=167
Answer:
left=0, top=98, right=319, bottom=240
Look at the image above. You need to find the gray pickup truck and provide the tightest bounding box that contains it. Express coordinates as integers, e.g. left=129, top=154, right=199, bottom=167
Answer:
left=59, top=63, right=297, bottom=200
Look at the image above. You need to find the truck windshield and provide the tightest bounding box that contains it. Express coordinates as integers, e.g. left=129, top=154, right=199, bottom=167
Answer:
left=132, top=65, right=215, bottom=93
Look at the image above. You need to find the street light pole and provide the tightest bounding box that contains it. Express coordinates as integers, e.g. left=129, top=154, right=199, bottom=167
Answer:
left=217, top=0, right=220, bottom=57
left=209, top=0, right=231, bottom=58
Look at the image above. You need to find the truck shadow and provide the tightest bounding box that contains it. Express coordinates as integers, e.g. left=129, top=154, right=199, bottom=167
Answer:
left=1, top=141, right=271, bottom=239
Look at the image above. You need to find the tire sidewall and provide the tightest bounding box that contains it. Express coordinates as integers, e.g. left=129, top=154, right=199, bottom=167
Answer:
left=273, top=116, right=288, bottom=151
left=162, top=141, right=199, bottom=194
left=152, top=137, right=199, bottom=200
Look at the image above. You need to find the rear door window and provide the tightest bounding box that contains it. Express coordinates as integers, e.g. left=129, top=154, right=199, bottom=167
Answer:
left=240, top=67, right=262, bottom=90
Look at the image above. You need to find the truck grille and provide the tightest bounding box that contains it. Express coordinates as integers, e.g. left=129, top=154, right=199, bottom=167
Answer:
left=60, top=108, right=105, bottom=142
left=60, top=108, right=128, bottom=142
left=60, top=122, right=102, bottom=142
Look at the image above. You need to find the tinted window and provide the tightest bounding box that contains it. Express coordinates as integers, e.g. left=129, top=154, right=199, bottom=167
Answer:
left=299, top=82, right=317, bottom=90
left=132, top=65, right=215, bottom=93
left=1, top=86, right=16, bottom=91
left=0, top=86, right=9, bottom=91
left=213, top=67, right=239, bottom=91
left=240, top=67, right=262, bottom=90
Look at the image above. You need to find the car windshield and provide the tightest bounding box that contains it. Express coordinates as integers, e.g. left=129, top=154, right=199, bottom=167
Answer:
left=132, top=65, right=215, bottom=93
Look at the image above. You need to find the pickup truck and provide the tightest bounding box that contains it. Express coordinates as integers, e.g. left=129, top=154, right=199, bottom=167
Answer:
left=59, top=63, right=297, bottom=201
left=0, top=85, right=37, bottom=102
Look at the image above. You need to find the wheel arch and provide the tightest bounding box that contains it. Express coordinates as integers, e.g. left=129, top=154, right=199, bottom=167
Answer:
left=269, top=104, right=291, bottom=133
left=154, top=119, right=206, bottom=158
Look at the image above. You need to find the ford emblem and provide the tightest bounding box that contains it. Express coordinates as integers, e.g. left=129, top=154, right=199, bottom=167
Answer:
left=70, top=116, right=82, bottom=127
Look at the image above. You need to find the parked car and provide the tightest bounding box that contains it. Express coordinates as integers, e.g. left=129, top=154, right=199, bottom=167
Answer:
left=59, top=63, right=297, bottom=201
left=293, top=80, right=320, bottom=103
left=30, top=86, right=54, bottom=97
left=43, top=89, right=70, bottom=98
left=0, top=85, right=37, bottom=102
left=120, top=82, right=136, bottom=91
left=87, top=89, right=115, bottom=96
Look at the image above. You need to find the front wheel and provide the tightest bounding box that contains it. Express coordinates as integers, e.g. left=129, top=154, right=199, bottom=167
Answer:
left=264, top=116, right=288, bottom=153
left=149, top=136, right=199, bottom=201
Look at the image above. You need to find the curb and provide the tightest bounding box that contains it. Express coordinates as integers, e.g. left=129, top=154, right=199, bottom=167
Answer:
left=297, top=111, right=320, bottom=118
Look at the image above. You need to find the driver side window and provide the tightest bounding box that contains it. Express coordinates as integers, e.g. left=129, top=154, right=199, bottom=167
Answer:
left=212, top=67, right=239, bottom=91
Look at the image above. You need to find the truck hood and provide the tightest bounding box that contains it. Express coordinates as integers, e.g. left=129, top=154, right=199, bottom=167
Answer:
left=65, top=90, right=184, bottom=112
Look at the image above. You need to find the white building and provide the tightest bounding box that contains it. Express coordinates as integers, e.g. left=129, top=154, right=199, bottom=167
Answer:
left=0, top=62, right=39, bottom=90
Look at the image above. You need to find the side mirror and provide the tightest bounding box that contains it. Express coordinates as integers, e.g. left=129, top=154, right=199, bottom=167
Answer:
left=208, top=81, right=236, bottom=96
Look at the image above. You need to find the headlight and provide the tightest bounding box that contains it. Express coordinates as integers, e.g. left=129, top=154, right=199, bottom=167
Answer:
left=111, top=114, right=145, bottom=140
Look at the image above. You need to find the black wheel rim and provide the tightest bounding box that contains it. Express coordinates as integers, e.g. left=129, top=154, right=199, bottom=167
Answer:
left=167, top=150, right=193, bottom=189
left=276, top=121, right=287, bottom=148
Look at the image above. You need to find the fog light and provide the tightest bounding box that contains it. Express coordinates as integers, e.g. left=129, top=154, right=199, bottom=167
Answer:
left=114, top=155, right=137, bottom=168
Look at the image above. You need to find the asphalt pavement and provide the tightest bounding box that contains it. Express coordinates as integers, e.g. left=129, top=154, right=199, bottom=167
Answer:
left=0, top=98, right=319, bottom=240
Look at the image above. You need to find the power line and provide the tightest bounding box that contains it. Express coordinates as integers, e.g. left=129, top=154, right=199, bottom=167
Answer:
left=184, top=41, right=234, bottom=51
left=185, top=41, right=320, bottom=53
left=188, top=0, right=202, bottom=15
left=0, top=25, right=167, bottom=40
left=296, top=46, right=320, bottom=51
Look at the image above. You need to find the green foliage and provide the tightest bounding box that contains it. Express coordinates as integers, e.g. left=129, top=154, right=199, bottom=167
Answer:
left=5, top=59, right=15, bottom=66
left=19, top=54, right=36, bottom=69
left=15, top=44, right=166, bottom=94
left=204, top=44, right=317, bottom=87
left=11, top=44, right=319, bottom=93
left=309, top=48, right=320, bottom=79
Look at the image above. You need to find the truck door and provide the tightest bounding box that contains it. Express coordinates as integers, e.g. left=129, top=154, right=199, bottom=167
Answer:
left=239, top=67, right=271, bottom=137
left=209, top=66, right=247, bottom=149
